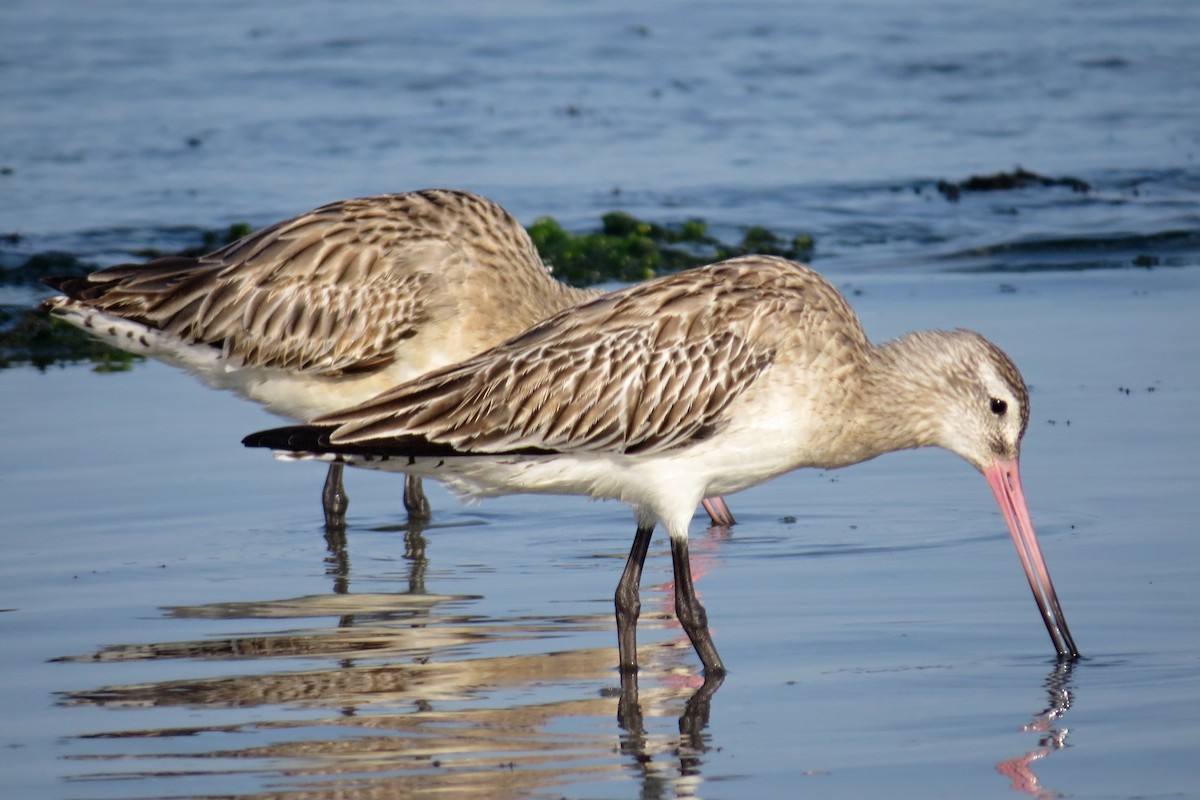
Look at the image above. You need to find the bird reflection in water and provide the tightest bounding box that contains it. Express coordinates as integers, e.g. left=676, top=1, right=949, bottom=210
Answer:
left=52, top=519, right=731, bottom=799
left=322, top=513, right=430, bottom=604
left=995, top=661, right=1076, bottom=798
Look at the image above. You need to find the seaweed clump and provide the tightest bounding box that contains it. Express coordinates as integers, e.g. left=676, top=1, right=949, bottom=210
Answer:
left=528, top=211, right=814, bottom=286
left=0, top=251, right=142, bottom=370
left=0, top=251, right=89, bottom=287
left=936, top=168, right=1090, bottom=202
left=0, top=305, right=141, bottom=371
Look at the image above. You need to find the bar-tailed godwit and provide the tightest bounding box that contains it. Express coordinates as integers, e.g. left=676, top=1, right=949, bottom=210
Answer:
left=243, top=255, right=1079, bottom=674
left=40, top=188, right=737, bottom=527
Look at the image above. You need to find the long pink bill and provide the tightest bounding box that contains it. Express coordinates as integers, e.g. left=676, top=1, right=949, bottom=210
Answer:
left=983, top=458, right=1079, bottom=659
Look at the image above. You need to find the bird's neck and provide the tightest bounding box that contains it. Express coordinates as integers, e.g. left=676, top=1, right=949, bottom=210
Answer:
left=826, top=332, right=953, bottom=467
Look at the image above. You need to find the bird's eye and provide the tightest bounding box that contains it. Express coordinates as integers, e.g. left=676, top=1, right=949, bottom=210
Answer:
left=990, top=397, right=1008, bottom=416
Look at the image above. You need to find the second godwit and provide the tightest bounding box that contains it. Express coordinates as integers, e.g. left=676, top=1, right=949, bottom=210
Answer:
left=41, top=189, right=736, bottom=527
left=244, top=255, right=1079, bottom=675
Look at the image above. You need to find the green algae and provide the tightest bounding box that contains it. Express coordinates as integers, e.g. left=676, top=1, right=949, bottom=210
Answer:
left=530, top=211, right=814, bottom=286
left=0, top=307, right=141, bottom=372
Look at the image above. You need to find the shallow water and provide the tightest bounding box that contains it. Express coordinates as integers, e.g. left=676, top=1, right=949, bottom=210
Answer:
left=3, top=1, right=1200, bottom=798
left=5, top=270, right=1199, bottom=799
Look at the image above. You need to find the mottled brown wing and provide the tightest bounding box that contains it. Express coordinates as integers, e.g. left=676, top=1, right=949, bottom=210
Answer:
left=317, top=259, right=797, bottom=456
left=43, top=192, right=489, bottom=375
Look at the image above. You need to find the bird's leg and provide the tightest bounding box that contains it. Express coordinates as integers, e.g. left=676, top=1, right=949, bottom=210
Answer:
left=669, top=534, right=726, bottom=676
left=322, top=462, right=349, bottom=530
left=701, top=496, right=737, bottom=527
left=403, top=474, right=432, bottom=521
left=615, top=524, right=655, bottom=673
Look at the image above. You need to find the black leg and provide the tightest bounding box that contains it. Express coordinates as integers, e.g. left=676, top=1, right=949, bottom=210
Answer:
left=403, top=474, right=432, bottom=521
left=670, top=535, right=726, bottom=676
left=322, top=462, right=349, bottom=530
left=615, top=524, right=655, bottom=673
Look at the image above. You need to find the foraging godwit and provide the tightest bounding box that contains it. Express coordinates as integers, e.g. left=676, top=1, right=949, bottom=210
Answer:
left=40, top=188, right=737, bottom=528
left=244, top=255, right=1079, bottom=675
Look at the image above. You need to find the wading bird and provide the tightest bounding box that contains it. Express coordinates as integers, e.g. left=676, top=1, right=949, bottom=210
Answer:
left=41, top=188, right=736, bottom=527
left=243, top=255, right=1078, bottom=674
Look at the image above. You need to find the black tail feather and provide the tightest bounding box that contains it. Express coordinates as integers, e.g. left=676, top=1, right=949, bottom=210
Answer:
left=41, top=274, right=92, bottom=297
left=242, top=425, right=337, bottom=452
left=243, top=425, right=556, bottom=459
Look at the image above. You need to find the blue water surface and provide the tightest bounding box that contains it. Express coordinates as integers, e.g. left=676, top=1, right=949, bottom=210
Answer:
left=1, top=1, right=1199, bottom=798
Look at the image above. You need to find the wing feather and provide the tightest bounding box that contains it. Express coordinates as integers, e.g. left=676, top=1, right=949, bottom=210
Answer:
left=42, top=190, right=559, bottom=376
left=315, top=259, right=818, bottom=457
